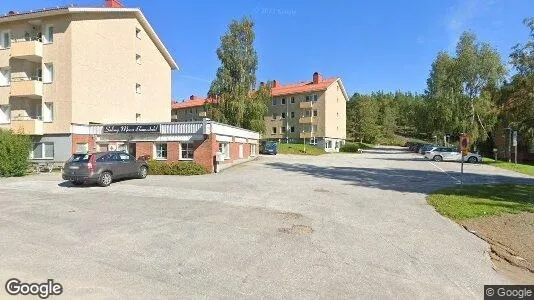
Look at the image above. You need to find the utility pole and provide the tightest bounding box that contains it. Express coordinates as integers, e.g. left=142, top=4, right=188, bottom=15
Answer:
left=513, top=131, right=518, bottom=164
left=506, top=127, right=512, bottom=163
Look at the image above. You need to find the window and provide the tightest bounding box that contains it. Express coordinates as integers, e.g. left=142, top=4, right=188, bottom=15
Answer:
left=44, top=25, right=54, bottom=44
left=290, top=111, right=295, bottom=118
left=136, top=27, right=141, bottom=39
left=43, top=102, right=53, bottom=122
left=250, top=144, right=257, bottom=156
left=309, top=137, right=317, bottom=145
left=119, top=153, right=134, bottom=161
left=313, top=94, right=318, bottom=102
left=136, top=83, right=141, bottom=94
left=272, top=113, right=277, bottom=120
left=272, top=99, right=277, bottom=106
left=1, top=30, right=11, bottom=49
left=136, top=54, right=141, bottom=64
left=188, top=108, right=192, bottom=114
left=272, top=127, right=277, bottom=134
left=305, top=95, right=310, bottom=102
left=290, top=126, right=295, bottom=133
left=305, top=110, right=311, bottom=117
left=311, top=125, right=317, bottom=133
left=313, top=110, right=318, bottom=117
left=290, top=97, right=295, bottom=104
left=218, top=142, right=230, bottom=159
left=32, top=142, right=54, bottom=159
left=180, top=142, right=194, bottom=160
left=76, top=143, right=89, bottom=153
left=281, top=112, right=286, bottom=119
left=0, top=68, right=10, bottom=86
left=281, top=98, right=286, bottom=105
left=43, top=63, right=54, bottom=83
left=136, top=113, right=141, bottom=122
left=281, top=127, right=286, bottom=133
left=155, top=143, right=167, bottom=160
left=326, top=141, right=333, bottom=149
left=0, top=105, right=10, bottom=124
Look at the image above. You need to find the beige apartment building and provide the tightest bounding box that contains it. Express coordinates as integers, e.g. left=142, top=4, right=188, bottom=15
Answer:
left=171, top=95, right=217, bottom=122
left=265, top=72, right=348, bottom=152
left=0, top=0, right=177, bottom=162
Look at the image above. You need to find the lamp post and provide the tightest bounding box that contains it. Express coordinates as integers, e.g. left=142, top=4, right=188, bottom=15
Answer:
left=505, top=127, right=512, bottom=163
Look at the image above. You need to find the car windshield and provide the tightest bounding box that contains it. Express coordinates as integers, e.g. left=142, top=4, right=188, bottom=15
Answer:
left=68, top=154, right=91, bottom=163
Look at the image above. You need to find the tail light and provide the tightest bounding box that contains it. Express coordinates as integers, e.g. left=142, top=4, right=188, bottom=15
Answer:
left=87, top=154, right=95, bottom=172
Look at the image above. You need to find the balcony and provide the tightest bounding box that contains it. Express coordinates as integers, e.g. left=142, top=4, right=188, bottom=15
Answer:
left=11, top=40, right=43, bottom=62
left=299, top=116, right=317, bottom=124
left=11, top=118, right=43, bottom=135
left=300, top=132, right=313, bottom=139
left=299, top=101, right=313, bottom=109
left=10, top=77, right=43, bottom=98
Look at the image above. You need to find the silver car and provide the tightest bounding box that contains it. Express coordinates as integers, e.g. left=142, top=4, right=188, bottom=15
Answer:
left=424, top=147, right=482, bottom=163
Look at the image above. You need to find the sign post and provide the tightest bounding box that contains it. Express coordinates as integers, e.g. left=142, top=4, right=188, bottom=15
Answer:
left=513, top=131, right=518, bottom=164
left=459, top=134, right=471, bottom=184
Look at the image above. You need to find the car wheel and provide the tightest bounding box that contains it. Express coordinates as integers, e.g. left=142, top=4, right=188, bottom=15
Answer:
left=138, top=166, right=148, bottom=179
left=467, top=156, right=478, bottom=164
left=433, top=155, right=443, bottom=162
left=98, top=171, right=113, bottom=187
left=71, top=180, right=84, bottom=186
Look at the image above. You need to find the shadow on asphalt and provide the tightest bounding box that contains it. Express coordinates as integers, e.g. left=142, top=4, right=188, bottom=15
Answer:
left=265, top=162, right=534, bottom=194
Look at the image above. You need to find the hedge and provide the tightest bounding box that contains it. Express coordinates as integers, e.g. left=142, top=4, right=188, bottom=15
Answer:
left=340, top=142, right=373, bottom=153
left=147, top=160, right=208, bottom=175
left=0, top=130, right=31, bottom=177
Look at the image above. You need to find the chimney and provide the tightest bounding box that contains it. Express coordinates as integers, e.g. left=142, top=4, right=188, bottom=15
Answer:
left=272, top=80, right=278, bottom=88
left=313, top=72, right=322, bottom=84
left=189, top=95, right=196, bottom=100
left=259, top=82, right=265, bottom=88
left=104, top=0, right=124, bottom=8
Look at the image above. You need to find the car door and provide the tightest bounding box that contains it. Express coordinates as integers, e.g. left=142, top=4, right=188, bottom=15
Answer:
left=447, top=148, right=461, bottom=161
left=119, top=153, right=138, bottom=176
left=108, top=153, right=128, bottom=178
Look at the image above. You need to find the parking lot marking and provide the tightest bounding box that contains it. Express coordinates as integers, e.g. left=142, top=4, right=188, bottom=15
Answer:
left=428, top=161, right=462, bottom=184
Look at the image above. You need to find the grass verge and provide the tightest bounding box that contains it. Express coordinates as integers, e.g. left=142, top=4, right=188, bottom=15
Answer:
left=427, top=184, right=534, bottom=220
left=483, top=158, right=534, bottom=177
left=277, top=143, right=326, bottom=156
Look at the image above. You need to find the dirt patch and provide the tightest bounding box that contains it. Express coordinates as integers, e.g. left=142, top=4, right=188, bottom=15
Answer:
left=275, top=212, right=303, bottom=221
left=279, top=225, right=314, bottom=235
left=460, top=212, right=534, bottom=284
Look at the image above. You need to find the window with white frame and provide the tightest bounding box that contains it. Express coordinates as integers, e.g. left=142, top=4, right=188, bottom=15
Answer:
left=43, top=102, right=53, bottom=122
left=155, top=143, right=167, bottom=159
left=180, top=142, right=194, bottom=160
left=136, top=54, right=141, bottom=65
left=281, top=98, right=286, bottom=105
left=290, top=97, right=295, bottom=104
left=290, top=111, right=295, bottom=118
left=281, top=112, right=286, bottom=119
left=0, top=105, right=10, bottom=124
left=0, top=68, right=10, bottom=86
left=32, top=142, right=54, bottom=159
left=272, top=99, right=277, bottom=106
left=136, top=83, right=141, bottom=94
left=290, top=126, right=295, bottom=133
left=311, top=124, right=318, bottom=133
left=1, top=30, right=11, bottom=49
left=218, top=142, right=230, bottom=159
left=313, top=94, right=318, bottom=102
left=76, top=143, right=89, bottom=153
left=43, top=63, right=54, bottom=83
left=238, top=144, right=243, bottom=159
left=250, top=144, right=256, bottom=156
left=43, top=25, right=54, bottom=44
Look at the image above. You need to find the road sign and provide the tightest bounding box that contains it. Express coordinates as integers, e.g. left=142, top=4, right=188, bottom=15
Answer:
left=460, top=135, right=470, bottom=152
left=513, top=131, right=518, bottom=147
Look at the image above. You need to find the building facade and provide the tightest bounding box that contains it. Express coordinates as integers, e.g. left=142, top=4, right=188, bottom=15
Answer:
left=265, top=72, right=348, bottom=152
left=0, top=1, right=177, bottom=162
left=72, top=119, right=260, bottom=172
left=171, top=95, right=217, bottom=122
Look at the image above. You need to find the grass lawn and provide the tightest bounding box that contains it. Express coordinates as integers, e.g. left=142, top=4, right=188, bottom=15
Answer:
left=427, top=184, right=534, bottom=220
left=277, top=143, right=326, bottom=156
left=483, top=158, right=534, bottom=177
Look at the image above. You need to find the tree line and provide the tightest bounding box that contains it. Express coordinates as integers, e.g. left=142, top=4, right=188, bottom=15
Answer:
left=348, top=18, right=534, bottom=150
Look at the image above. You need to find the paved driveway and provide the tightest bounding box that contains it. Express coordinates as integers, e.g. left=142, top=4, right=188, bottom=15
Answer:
left=0, top=148, right=532, bottom=298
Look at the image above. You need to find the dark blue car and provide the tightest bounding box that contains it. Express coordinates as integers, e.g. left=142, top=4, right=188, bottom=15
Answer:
left=260, top=141, right=278, bottom=155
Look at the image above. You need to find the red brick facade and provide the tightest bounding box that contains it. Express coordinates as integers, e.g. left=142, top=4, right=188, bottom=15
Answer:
left=194, top=134, right=217, bottom=172
left=136, top=142, right=153, bottom=160
left=167, top=142, right=180, bottom=162
left=71, top=134, right=96, bottom=153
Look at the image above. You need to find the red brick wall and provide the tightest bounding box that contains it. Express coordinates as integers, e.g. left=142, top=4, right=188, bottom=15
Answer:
left=167, top=142, right=179, bottom=162
left=71, top=134, right=96, bottom=154
left=244, top=143, right=251, bottom=158
left=194, top=134, right=216, bottom=172
left=136, top=142, right=153, bottom=160
left=230, top=141, right=240, bottom=161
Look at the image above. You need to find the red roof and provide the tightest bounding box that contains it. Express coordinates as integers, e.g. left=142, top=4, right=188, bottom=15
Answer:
left=270, top=78, right=338, bottom=97
left=171, top=96, right=217, bottom=109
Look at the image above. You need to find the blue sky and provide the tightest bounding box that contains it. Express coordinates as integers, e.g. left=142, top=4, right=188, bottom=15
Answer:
left=2, top=0, right=533, bottom=101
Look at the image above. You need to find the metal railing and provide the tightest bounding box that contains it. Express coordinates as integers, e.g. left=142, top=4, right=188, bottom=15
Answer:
left=12, top=115, right=42, bottom=121
left=12, top=36, right=42, bottom=43
left=11, top=76, right=42, bottom=82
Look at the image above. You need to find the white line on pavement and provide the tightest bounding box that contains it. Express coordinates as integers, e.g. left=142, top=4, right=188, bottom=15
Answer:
left=428, top=161, right=462, bottom=184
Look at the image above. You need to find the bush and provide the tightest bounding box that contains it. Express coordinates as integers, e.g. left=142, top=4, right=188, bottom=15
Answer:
left=147, top=160, right=208, bottom=175
left=0, top=130, right=31, bottom=177
left=340, top=142, right=373, bottom=152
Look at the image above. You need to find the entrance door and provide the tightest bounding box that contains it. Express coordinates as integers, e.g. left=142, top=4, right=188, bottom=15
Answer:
left=128, top=143, right=136, bottom=158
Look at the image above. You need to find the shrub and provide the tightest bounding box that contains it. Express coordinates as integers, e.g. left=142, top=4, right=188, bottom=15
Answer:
left=340, top=142, right=373, bottom=152
left=147, top=160, right=208, bottom=175
left=0, top=130, right=31, bottom=177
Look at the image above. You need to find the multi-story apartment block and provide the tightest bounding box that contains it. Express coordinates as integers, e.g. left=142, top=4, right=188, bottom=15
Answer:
left=0, top=0, right=177, bottom=162
left=265, top=72, right=348, bottom=152
left=171, top=95, right=217, bottom=122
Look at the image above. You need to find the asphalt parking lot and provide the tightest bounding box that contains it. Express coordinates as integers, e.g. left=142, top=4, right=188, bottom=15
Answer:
left=1, top=147, right=532, bottom=298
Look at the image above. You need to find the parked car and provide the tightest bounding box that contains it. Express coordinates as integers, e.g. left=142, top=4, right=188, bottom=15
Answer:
left=62, top=151, right=148, bottom=187
left=424, top=147, right=482, bottom=163
left=411, top=144, right=423, bottom=153
left=419, top=144, right=438, bottom=154
left=260, top=141, right=278, bottom=155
